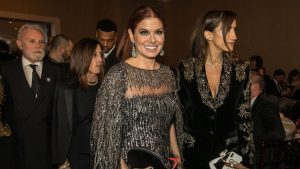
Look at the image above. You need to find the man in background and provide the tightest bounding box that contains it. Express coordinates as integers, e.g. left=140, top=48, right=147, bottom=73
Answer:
left=96, top=19, right=119, bottom=73
left=265, top=69, right=289, bottom=97
left=48, top=34, right=73, bottom=64
left=250, top=72, right=285, bottom=168
left=46, top=34, right=73, bottom=77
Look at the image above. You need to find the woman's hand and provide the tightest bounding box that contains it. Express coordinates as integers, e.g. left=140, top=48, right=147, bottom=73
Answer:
left=121, top=159, right=129, bottom=169
left=225, top=162, right=249, bottom=169
left=58, top=160, right=71, bottom=169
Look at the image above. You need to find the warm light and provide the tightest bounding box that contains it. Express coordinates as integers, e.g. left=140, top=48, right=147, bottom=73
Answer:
left=9, top=21, right=13, bottom=24
left=155, top=0, right=173, bottom=2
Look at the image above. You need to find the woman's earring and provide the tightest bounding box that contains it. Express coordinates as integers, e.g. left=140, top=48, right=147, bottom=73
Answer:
left=131, top=42, right=136, bottom=57
left=159, top=49, right=165, bottom=56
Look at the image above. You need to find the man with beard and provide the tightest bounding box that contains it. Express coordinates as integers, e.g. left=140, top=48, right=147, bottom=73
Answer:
left=47, top=34, right=73, bottom=77
left=96, top=19, right=119, bottom=74
left=48, top=34, right=73, bottom=63
left=0, top=24, right=60, bottom=169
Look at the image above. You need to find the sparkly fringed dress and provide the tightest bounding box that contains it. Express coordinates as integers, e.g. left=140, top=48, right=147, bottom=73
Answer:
left=91, top=62, right=192, bottom=169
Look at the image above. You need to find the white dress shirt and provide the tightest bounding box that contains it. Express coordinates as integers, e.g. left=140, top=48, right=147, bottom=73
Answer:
left=22, top=57, right=43, bottom=87
left=250, top=96, right=257, bottom=108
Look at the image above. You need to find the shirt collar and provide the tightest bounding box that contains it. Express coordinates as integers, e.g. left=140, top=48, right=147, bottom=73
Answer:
left=22, top=56, right=42, bottom=67
left=104, top=45, right=115, bottom=58
left=251, top=96, right=258, bottom=108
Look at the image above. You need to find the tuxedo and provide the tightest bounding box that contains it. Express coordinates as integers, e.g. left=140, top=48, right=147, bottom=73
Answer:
left=0, top=58, right=60, bottom=169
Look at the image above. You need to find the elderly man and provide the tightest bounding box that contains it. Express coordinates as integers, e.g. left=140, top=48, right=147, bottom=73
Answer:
left=0, top=24, right=60, bottom=169
left=96, top=19, right=119, bottom=73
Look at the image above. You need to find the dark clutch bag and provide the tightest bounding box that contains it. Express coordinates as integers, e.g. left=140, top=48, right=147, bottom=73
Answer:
left=127, top=147, right=171, bottom=169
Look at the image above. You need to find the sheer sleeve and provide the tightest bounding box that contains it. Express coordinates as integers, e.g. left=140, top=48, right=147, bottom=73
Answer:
left=91, top=64, right=126, bottom=169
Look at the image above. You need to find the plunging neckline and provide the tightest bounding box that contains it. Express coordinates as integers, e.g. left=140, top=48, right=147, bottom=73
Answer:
left=205, top=64, right=222, bottom=98
left=195, top=56, right=232, bottom=111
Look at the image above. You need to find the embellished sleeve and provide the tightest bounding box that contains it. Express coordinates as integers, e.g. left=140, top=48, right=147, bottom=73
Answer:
left=234, top=61, right=255, bottom=167
left=171, top=59, right=197, bottom=152
left=169, top=67, right=195, bottom=154
left=91, top=64, right=126, bottom=169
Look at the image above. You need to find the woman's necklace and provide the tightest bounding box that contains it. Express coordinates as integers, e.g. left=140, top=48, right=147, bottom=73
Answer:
left=88, top=79, right=98, bottom=86
left=205, top=57, right=223, bottom=68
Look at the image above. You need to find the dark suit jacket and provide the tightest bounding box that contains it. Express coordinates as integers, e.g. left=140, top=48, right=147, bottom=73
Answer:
left=251, top=94, right=285, bottom=144
left=0, top=58, right=60, bottom=169
left=104, top=48, right=119, bottom=74
left=265, top=79, right=282, bottom=97
left=44, top=55, right=71, bottom=79
left=251, top=94, right=285, bottom=168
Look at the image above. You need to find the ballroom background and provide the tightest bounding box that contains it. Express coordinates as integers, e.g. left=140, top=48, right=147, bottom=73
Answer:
left=0, top=0, right=299, bottom=74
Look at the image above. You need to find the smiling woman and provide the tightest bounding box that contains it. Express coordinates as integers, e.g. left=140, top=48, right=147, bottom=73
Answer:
left=128, top=17, right=165, bottom=60
left=91, top=5, right=193, bottom=169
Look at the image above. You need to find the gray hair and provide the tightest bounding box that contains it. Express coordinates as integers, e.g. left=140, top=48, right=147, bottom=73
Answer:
left=17, top=24, right=46, bottom=40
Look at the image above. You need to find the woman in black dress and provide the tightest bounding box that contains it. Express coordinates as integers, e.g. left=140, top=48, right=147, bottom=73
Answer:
left=52, top=38, right=104, bottom=169
left=177, top=10, right=255, bottom=169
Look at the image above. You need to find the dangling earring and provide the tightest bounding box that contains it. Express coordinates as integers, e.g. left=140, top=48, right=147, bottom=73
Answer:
left=131, top=42, right=136, bottom=57
left=159, top=49, right=165, bottom=56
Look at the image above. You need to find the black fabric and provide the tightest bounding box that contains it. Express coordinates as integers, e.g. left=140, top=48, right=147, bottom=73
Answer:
left=177, top=58, right=253, bottom=169
left=0, top=58, right=61, bottom=169
left=265, top=80, right=282, bottom=97
left=29, top=64, right=41, bottom=97
left=52, top=78, right=99, bottom=168
left=251, top=94, right=285, bottom=168
left=127, top=147, right=169, bottom=169
left=251, top=94, right=285, bottom=144
left=258, top=139, right=300, bottom=169
left=44, top=55, right=71, bottom=79
left=104, top=48, right=119, bottom=74
left=0, top=136, right=15, bottom=169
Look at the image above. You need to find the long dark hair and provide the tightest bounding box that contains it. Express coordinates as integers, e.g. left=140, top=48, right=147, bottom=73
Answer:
left=69, top=38, right=104, bottom=88
left=189, top=10, right=236, bottom=60
left=117, top=6, right=165, bottom=60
